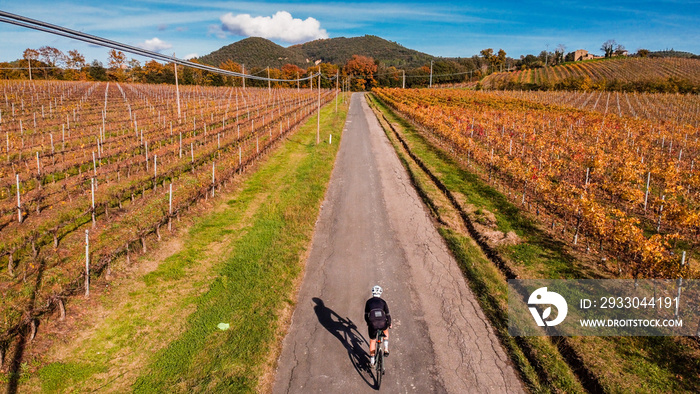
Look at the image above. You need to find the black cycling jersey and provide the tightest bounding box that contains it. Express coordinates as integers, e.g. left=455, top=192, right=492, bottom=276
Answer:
left=364, top=297, right=391, bottom=328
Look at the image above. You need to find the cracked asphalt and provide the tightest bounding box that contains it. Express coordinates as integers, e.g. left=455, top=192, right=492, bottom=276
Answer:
left=272, top=93, right=523, bottom=393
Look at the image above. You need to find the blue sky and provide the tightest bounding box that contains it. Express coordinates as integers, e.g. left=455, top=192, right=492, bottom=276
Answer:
left=1, top=0, right=698, bottom=64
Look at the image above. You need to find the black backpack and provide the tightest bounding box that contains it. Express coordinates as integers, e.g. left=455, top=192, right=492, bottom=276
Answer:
left=368, top=307, right=387, bottom=330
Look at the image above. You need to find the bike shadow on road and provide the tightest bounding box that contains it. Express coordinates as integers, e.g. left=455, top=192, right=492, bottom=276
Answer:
left=312, top=297, right=374, bottom=388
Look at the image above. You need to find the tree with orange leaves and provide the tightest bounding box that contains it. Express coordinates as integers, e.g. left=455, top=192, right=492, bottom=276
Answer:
left=344, top=55, right=377, bottom=91
left=281, top=64, right=305, bottom=88
left=219, top=59, right=242, bottom=86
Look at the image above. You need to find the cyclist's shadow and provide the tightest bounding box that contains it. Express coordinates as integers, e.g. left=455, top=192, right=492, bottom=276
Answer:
left=312, top=297, right=374, bottom=387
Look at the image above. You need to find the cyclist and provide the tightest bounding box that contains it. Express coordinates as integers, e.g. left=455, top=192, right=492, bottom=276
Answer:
left=364, top=285, right=391, bottom=366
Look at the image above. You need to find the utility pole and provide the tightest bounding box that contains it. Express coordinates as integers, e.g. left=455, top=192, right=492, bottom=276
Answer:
left=429, top=60, right=433, bottom=88
left=267, top=66, right=271, bottom=94
left=242, top=64, right=246, bottom=89
left=402, top=70, right=405, bottom=89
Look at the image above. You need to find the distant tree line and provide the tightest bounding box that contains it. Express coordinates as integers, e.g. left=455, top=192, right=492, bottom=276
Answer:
left=1, top=46, right=489, bottom=90
left=2, top=43, right=697, bottom=92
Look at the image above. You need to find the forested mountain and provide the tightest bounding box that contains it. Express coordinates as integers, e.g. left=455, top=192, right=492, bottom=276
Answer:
left=198, top=37, right=308, bottom=69
left=293, top=35, right=434, bottom=69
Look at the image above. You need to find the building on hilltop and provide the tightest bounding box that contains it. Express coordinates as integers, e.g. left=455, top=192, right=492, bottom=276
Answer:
left=574, top=49, right=599, bottom=61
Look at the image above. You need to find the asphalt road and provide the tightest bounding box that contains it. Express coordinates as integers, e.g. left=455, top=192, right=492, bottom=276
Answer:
left=273, top=93, right=523, bottom=393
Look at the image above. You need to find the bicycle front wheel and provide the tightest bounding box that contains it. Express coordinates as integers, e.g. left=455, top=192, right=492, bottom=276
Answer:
left=376, top=348, right=384, bottom=388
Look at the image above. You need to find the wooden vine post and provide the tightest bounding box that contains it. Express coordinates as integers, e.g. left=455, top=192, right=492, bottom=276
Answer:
left=153, top=154, right=157, bottom=190
left=91, top=177, right=96, bottom=228
left=85, top=229, right=90, bottom=297
left=16, top=174, right=22, bottom=223
left=643, top=172, right=651, bottom=212
left=169, top=183, right=173, bottom=232
left=657, top=195, right=665, bottom=232
left=675, top=251, right=686, bottom=318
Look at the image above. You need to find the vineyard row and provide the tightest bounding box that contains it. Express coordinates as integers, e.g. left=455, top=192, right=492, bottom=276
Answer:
left=0, top=80, right=336, bottom=349
left=374, top=88, right=698, bottom=279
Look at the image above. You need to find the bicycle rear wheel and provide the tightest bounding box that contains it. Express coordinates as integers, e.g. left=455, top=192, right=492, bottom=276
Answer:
left=376, top=347, right=384, bottom=389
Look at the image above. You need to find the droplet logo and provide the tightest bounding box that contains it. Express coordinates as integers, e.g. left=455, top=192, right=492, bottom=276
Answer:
left=528, top=287, right=568, bottom=327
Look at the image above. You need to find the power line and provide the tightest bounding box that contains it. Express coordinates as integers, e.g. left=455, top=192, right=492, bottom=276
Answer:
left=0, top=10, right=318, bottom=83
left=372, top=70, right=473, bottom=78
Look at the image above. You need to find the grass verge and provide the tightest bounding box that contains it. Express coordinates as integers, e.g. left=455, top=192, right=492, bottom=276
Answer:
left=367, top=93, right=700, bottom=393
left=10, top=95, right=349, bottom=393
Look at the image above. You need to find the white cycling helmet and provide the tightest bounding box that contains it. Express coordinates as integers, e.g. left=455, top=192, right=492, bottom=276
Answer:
left=372, top=285, right=383, bottom=297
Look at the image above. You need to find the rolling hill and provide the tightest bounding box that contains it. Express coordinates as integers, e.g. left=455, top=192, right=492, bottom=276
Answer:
left=291, top=35, right=435, bottom=69
left=198, top=37, right=308, bottom=69
left=199, top=35, right=435, bottom=69
left=480, top=57, right=700, bottom=92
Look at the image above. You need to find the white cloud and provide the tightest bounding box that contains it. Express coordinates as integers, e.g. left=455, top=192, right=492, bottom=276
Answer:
left=220, top=11, right=329, bottom=44
left=138, top=37, right=173, bottom=53
left=183, top=53, right=198, bottom=59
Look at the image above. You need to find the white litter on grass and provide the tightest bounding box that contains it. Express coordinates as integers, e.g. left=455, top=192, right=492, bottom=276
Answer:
left=217, top=323, right=230, bottom=330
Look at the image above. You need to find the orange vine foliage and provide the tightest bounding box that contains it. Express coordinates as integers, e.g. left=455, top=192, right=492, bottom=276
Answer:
left=375, top=87, right=699, bottom=278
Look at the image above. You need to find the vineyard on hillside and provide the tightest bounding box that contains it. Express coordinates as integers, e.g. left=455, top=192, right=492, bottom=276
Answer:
left=490, top=90, right=700, bottom=127
left=0, top=80, right=334, bottom=347
left=374, top=88, right=699, bottom=278
left=480, top=57, right=700, bottom=93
